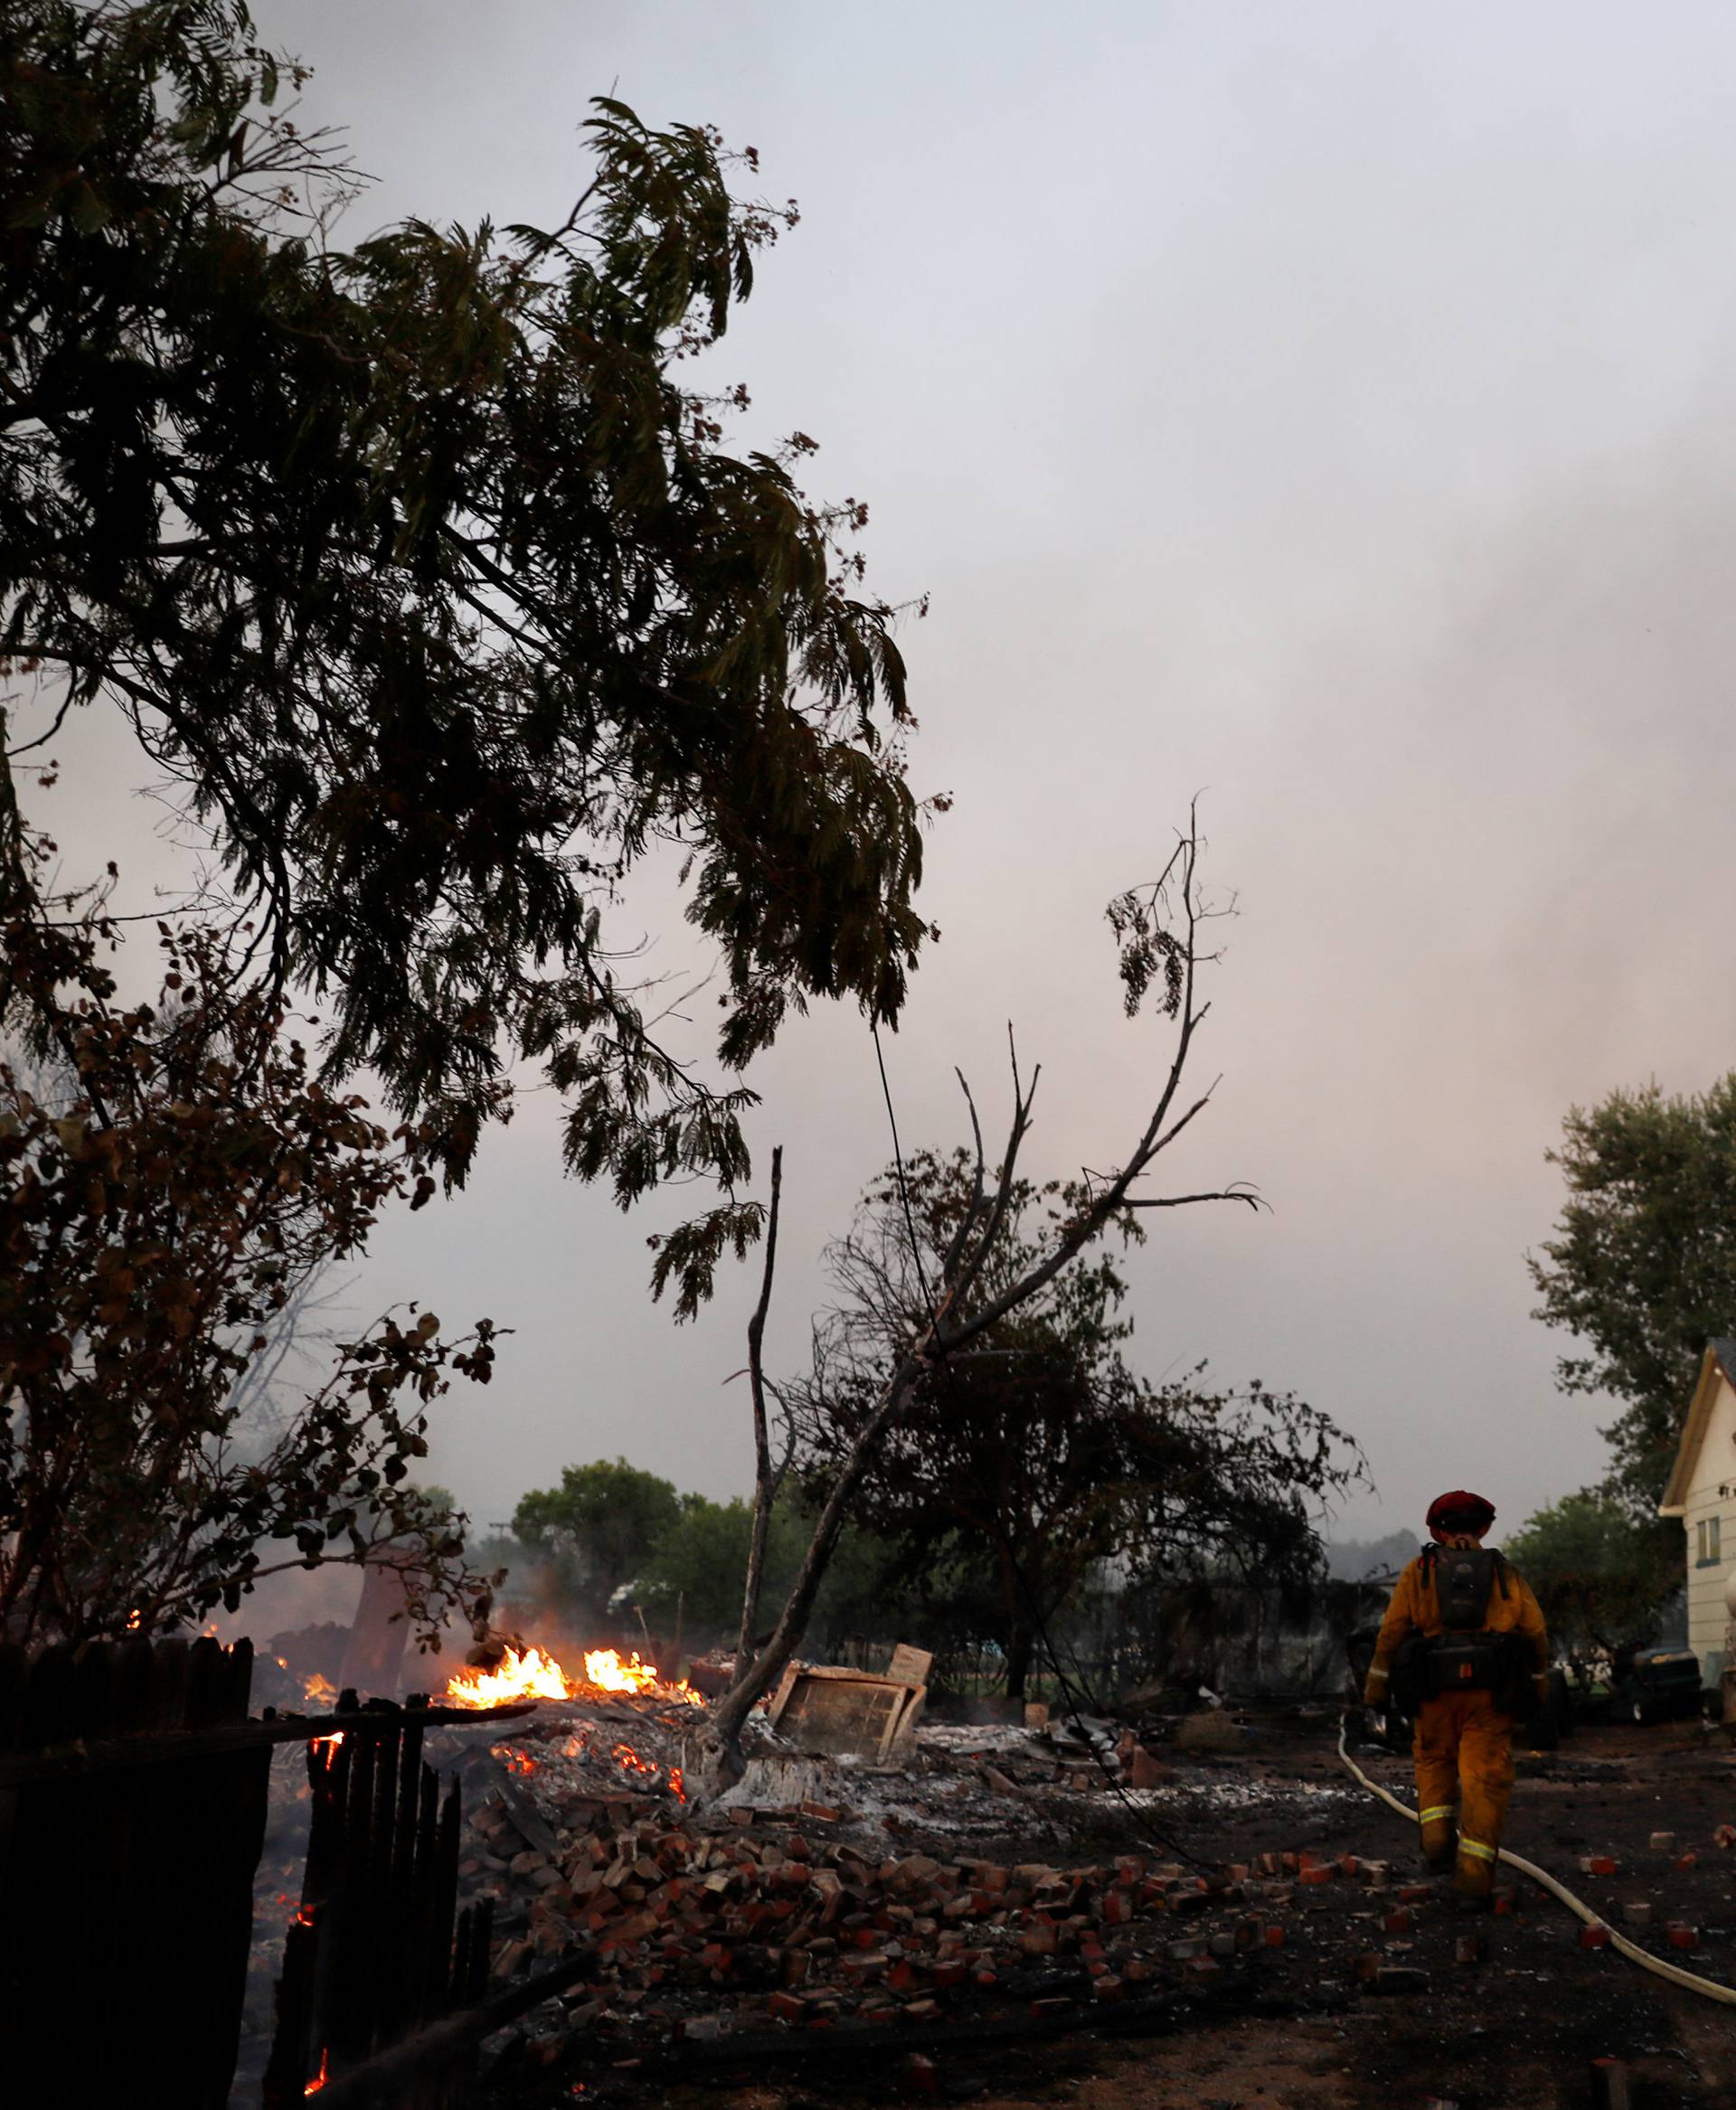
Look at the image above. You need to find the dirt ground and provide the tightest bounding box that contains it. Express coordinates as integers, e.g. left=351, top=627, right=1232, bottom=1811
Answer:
left=507, top=1713, right=1736, bottom=2110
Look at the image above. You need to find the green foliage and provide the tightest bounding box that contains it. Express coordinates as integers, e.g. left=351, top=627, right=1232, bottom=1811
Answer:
left=1528, top=1077, right=1736, bottom=1502
left=512, top=1457, right=682, bottom=1605
left=787, top=1149, right=1363, bottom=1695
left=635, top=1487, right=912, bottom=1650
left=635, top=1492, right=762, bottom=1640
left=1504, top=1490, right=1678, bottom=1653
left=0, top=2, right=932, bottom=1309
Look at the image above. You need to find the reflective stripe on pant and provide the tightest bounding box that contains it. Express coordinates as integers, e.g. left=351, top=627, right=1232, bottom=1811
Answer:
left=1417, top=1801, right=1458, bottom=1869
left=1412, top=1688, right=1514, bottom=1898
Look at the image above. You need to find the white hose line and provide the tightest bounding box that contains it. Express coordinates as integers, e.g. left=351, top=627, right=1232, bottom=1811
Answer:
left=1335, top=1719, right=1736, bottom=2006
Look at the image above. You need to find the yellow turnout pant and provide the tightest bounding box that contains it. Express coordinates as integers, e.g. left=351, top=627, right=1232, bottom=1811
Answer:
left=1412, top=1688, right=1513, bottom=1898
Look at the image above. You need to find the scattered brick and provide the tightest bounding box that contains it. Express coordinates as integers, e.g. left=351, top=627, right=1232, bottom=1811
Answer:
left=1590, top=2057, right=1633, bottom=2110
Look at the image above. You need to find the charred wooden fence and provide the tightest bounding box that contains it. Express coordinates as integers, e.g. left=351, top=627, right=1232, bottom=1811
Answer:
left=262, top=1699, right=493, bottom=2106
left=0, top=1638, right=538, bottom=2107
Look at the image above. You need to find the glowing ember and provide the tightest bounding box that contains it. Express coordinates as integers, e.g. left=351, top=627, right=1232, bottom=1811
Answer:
left=305, top=2048, right=330, bottom=2095
left=303, top=1672, right=337, bottom=1709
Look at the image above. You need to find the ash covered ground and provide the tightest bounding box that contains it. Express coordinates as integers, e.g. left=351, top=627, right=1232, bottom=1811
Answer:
left=235, top=1699, right=1736, bottom=2110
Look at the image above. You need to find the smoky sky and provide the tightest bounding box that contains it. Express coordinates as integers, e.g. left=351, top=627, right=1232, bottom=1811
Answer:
left=26, top=2, right=1736, bottom=1550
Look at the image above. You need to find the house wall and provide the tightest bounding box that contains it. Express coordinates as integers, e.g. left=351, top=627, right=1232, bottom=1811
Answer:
left=1680, top=1369, right=1736, bottom=1682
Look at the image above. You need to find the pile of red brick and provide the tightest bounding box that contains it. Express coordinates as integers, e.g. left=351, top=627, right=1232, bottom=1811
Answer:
left=464, top=1796, right=1406, bottom=2038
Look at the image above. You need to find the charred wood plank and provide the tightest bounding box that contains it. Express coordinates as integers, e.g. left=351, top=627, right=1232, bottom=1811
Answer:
left=281, top=1950, right=596, bottom=2109
left=261, top=1916, right=318, bottom=2107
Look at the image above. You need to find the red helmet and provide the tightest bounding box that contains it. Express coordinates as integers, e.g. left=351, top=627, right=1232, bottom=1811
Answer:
left=1426, top=1489, right=1495, bottom=1537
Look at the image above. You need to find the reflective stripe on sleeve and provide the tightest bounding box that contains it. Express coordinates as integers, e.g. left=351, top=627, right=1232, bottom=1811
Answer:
left=1365, top=1667, right=1389, bottom=1686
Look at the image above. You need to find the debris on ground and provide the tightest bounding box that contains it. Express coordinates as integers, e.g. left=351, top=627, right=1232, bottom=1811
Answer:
left=764, top=1644, right=931, bottom=1761
left=231, top=1691, right=1736, bottom=2108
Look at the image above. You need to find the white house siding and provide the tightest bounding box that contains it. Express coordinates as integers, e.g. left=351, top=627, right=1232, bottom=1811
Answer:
left=1680, top=1370, right=1736, bottom=1683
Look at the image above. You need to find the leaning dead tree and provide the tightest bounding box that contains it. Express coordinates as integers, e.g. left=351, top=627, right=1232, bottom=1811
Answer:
left=701, top=806, right=1259, bottom=1772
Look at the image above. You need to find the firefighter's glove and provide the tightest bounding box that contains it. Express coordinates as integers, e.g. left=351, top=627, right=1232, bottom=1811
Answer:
left=1362, top=1672, right=1388, bottom=1709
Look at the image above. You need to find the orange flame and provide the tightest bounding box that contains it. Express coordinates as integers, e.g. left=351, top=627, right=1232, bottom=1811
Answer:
left=444, top=1644, right=575, bottom=1707
left=303, top=1672, right=337, bottom=1710
left=584, top=1648, right=703, bottom=1704
left=305, top=2048, right=329, bottom=2095
left=442, top=1644, right=702, bottom=1709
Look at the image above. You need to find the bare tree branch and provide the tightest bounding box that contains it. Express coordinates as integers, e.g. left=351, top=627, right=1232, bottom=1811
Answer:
left=734, top=1144, right=783, bottom=1681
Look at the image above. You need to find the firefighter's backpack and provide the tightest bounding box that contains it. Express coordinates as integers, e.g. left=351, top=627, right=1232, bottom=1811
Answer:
left=1435, top=1546, right=1497, bottom=1631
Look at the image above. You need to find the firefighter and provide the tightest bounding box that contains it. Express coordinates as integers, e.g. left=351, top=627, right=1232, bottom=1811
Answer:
left=1362, top=1490, right=1550, bottom=1910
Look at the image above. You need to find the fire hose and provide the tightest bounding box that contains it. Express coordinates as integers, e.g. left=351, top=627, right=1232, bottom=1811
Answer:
left=1335, top=1715, right=1736, bottom=2006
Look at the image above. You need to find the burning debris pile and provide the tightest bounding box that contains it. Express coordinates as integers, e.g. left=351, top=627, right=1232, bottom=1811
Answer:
left=445, top=1644, right=702, bottom=1714
left=438, top=1646, right=703, bottom=1808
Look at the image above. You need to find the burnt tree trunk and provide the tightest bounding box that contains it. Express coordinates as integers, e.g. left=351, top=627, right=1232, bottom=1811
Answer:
left=991, top=1540, right=1032, bottom=1702
left=701, top=1361, right=925, bottom=1776
left=734, top=1146, right=783, bottom=1690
